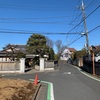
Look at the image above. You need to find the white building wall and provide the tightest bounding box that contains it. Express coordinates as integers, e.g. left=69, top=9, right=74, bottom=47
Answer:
left=0, top=57, right=11, bottom=61
left=60, top=49, right=71, bottom=61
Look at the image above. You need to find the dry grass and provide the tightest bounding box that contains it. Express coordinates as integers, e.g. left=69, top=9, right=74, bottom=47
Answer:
left=0, top=78, right=37, bottom=100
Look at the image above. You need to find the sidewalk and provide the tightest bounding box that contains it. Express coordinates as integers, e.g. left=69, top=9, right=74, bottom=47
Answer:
left=35, top=83, right=48, bottom=100
left=26, top=69, right=48, bottom=100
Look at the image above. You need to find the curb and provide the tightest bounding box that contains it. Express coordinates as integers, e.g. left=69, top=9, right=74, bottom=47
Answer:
left=32, top=83, right=42, bottom=100
left=72, top=65, right=100, bottom=82
left=29, top=79, right=55, bottom=100
left=41, top=81, right=55, bottom=100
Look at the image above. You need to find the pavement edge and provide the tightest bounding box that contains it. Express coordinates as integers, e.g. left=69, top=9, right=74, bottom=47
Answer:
left=32, top=83, right=42, bottom=100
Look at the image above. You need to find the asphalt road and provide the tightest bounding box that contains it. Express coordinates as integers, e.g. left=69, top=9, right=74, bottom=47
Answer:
left=3, top=63, right=100, bottom=100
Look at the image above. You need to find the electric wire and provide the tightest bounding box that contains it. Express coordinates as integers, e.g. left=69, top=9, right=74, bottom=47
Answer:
left=68, top=25, right=100, bottom=46
left=0, top=1, right=99, bottom=48
left=67, top=0, right=99, bottom=47
left=67, top=4, right=100, bottom=33
left=67, top=0, right=83, bottom=46
left=0, top=20, right=70, bottom=25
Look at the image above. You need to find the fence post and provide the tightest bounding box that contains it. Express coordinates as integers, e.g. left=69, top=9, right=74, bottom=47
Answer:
left=20, top=58, right=25, bottom=73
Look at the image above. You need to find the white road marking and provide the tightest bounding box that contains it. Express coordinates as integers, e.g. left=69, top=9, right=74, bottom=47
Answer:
left=63, top=72, right=71, bottom=74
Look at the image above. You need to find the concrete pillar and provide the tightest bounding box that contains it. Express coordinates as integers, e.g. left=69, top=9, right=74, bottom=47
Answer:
left=40, top=58, right=44, bottom=71
left=20, top=58, right=25, bottom=73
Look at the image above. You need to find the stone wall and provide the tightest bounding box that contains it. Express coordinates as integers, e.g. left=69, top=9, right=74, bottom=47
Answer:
left=0, top=58, right=25, bottom=73
left=0, top=61, right=20, bottom=71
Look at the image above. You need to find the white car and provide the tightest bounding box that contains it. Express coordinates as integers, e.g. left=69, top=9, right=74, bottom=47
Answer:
left=95, top=52, right=100, bottom=62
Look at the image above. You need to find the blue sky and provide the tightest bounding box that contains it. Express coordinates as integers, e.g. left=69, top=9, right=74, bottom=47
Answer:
left=0, top=0, right=100, bottom=53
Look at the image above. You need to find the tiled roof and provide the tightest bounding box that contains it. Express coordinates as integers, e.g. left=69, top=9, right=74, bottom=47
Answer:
left=1, top=44, right=26, bottom=53
left=68, top=48, right=77, bottom=52
left=95, top=45, right=100, bottom=51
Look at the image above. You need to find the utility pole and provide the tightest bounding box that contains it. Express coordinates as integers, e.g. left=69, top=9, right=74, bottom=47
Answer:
left=81, top=0, right=90, bottom=56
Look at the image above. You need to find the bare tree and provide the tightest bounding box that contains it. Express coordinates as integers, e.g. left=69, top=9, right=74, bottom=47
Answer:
left=55, top=40, right=62, bottom=54
left=60, top=45, right=67, bottom=54
left=55, top=40, right=68, bottom=59
left=46, top=37, right=54, bottom=49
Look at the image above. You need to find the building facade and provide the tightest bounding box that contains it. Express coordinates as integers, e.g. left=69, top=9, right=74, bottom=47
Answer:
left=0, top=44, right=26, bottom=61
left=60, top=48, right=76, bottom=61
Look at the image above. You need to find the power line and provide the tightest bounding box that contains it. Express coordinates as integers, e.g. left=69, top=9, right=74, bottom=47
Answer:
left=0, top=16, right=70, bottom=20
left=68, top=25, right=100, bottom=46
left=88, top=25, right=100, bottom=33
left=0, top=20, right=70, bottom=25
left=86, top=0, right=97, bottom=10
left=67, top=4, right=100, bottom=33
left=0, top=17, right=70, bottom=25
left=68, top=35, right=82, bottom=46
left=67, top=0, right=83, bottom=47
left=0, top=3, right=73, bottom=11
left=0, top=28, right=60, bottom=35
left=0, top=29, right=81, bottom=35
left=67, top=1, right=100, bottom=50
left=85, top=4, right=100, bottom=20
left=69, top=0, right=100, bottom=32
left=0, top=28, right=82, bottom=35
left=68, top=0, right=98, bottom=29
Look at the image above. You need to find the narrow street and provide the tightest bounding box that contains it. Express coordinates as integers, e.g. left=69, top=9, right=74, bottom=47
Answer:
left=52, top=63, right=100, bottom=100
left=4, top=63, right=100, bottom=100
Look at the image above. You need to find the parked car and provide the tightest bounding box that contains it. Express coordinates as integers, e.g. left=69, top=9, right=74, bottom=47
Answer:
left=95, top=52, right=100, bottom=62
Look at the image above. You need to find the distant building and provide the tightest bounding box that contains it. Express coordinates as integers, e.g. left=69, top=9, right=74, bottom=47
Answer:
left=60, top=48, right=76, bottom=61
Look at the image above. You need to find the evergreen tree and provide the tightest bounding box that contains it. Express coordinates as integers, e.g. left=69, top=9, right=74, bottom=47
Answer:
left=49, top=48, right=55, bottom=60
left=74, top=49, right=86, bottom=60
left=26, top=34, right=49, bottom=57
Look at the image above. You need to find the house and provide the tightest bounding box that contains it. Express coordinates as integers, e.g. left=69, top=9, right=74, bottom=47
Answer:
left=68, top=48, right=76, bottom=54
left=2, top=44, right=26, bottom=53
left=0, top=44, right=26, bottom=61
left=60, top=48, right=76, bottom=61
left=95, top=45, right=100, bottom=53
left=0, top=44, right=49, bottom=62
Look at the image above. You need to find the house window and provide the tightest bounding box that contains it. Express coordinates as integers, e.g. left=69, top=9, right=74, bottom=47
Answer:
left=65, top=53, right=68, bottom=57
